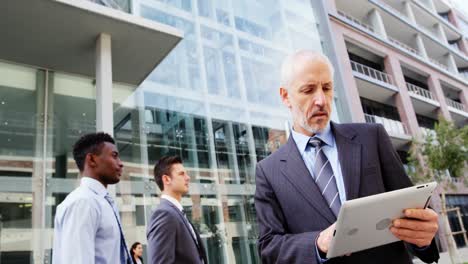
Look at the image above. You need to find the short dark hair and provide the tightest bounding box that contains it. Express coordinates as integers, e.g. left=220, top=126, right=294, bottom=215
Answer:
left=72, top=132, right=115, bottom=171
left=153, top=156, right=182, bottom=191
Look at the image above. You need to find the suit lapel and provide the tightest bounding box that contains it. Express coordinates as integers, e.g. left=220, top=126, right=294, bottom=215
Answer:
left=162, top=200, right=202, bottom=252
left=189, top=220, right=208, bottom=263
left=332, top=123, right=361, bottom=201
left=280, top=136, right=335, bottom=224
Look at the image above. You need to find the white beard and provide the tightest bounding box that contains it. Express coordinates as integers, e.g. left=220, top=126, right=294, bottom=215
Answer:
left=292, top=105, right=326, bottom=134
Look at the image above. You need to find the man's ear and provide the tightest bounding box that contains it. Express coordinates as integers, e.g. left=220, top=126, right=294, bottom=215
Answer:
left=280, top=87, right=291, bottom=108
left=162, top=174, right=172, bottom=186
left=86, top=153, right=98, bottom=168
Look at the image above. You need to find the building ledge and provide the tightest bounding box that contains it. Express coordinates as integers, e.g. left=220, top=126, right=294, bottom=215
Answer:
left=1, top=0, right=183, bottom=85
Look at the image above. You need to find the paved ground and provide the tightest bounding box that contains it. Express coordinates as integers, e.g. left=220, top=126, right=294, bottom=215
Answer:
left=413, top=247, right=468, bottom=263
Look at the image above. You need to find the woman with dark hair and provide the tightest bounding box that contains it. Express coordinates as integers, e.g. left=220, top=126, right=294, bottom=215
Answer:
left=130, top=242, right=144, bottom=264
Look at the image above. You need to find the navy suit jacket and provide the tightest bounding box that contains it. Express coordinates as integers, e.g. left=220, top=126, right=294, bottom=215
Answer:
left=255, top=122, right=439, bottom=264
left=146, top=199, right=207, bottom=264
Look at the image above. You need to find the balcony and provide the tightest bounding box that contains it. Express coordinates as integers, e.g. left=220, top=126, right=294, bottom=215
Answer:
left=337, top=10, right=375, bottom=34
left=459, top=71, right=468, bottom=81
left=351, top=60, right=398, bottom=103
left=350, top=60, right=394, bottom=85
left=365, top=114, right=411, bottom=148
left=421, top=127, right=436, bottom=139
left=449, top=42, right=460, bottom=52
left=428, top=57, right=449, bottom=71
left=88, top=0, right=131, bottom=12
left=389, top=37, right=421, bottom=57
left=446, top=98, right=465, bottom=112
left=365, top=114, right=408, bottom=135
left=406, top=82, right=436, bottom=101
left=406, top=82, right=440, bottom=116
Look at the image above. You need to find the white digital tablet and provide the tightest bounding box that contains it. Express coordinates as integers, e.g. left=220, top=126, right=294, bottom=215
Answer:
left=326, top=182, right=437, bottom=259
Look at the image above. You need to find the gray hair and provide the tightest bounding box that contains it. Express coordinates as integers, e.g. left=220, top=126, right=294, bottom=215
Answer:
left=280, top=50, right=335, bottom=89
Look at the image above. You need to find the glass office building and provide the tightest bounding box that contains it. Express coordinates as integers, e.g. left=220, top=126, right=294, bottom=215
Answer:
left=0, top=0, right=344, bottom=263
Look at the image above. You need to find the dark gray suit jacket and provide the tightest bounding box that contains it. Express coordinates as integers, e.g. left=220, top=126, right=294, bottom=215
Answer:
left=255, top=122, right=439, bottom=264
left=146, top=199, right=207, bottom=264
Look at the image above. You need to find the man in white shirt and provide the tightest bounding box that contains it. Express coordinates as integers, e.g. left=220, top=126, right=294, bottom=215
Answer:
left=147, top=156, right=207, bottom=264
left=52, top=132, right=130, bottom=264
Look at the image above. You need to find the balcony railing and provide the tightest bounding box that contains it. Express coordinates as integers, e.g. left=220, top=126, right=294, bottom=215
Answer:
left=428, top=57, right=449, bottom=71
left=374, top=0, right=409, bottom=21
left=350, top=61, right=394, bottom=85
left=406, top=82, right=436, bottom=101
left=364, top=114, right=408, bottom=136
left=449, top=42, right=460, bottom=52
left=459, top=71, right=468, bottom=81
left=337, top=10, right=375, bottom=33
left=389, top=37, right=420, bottom=56
left=446, top=98, right=466, bottom=111
left=421, top=127, right=436, bottom=139
left=88, top=0, right=131, bottom=12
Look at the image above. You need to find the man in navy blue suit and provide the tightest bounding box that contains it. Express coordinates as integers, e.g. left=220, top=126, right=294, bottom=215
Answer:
left=254, top=50, right=440, bottom=263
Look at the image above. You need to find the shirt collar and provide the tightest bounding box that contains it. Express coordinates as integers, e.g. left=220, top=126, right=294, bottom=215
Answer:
left=161, top=194, right=183, bottom=212
left=81, top=176, right=108, bottom=197
left=291, top=122, right=334, bottom=154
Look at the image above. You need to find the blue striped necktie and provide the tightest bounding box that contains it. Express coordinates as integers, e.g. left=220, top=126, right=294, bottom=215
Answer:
left=308, top=138, right=341, bottom=217
left=105, top=194, right=131, bottom=264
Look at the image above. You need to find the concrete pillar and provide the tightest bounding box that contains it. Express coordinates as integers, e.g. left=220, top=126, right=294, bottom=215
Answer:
left=96, top=33, right=114, bottom=135
left=444, top=53, right=458, bottom=74
left=368, top=9, right=388, bottom=39
left=384, top=55, right=421, bottom=138
left=447, top=10, right=468, bottom=56
left=434, top=23, right=448, bottom=44
left=330, top=26, right=366, bottom=123
left=447, top=10, right=461, bottom=28
left=32, top=70, right=47, bottom=264
left=324, top=0, right=338, bottom=15
left=95, top=34, right=118, bottom=197
left=427, top=76, right=452, bottom=121
left=457, top=38, right=468, bottom=56
left=403, top=1, right=416, bottom=23
left=414, top=33, right=428, bottom=59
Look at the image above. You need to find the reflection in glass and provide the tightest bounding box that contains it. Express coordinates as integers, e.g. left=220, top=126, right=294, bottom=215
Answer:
left=0, top=0, right=329, bottom=263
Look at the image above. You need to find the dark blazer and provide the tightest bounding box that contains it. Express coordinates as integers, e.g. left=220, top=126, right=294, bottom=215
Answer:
left=255, top=122, right=439, bottom=264
left=146, top=199, right=207, bottom=264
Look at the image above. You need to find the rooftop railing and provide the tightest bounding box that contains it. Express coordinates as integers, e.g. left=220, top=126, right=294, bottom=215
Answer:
left=406, top=82, right=436, bottom=101
left=350, top=60, right=394, bottom=85
left=364, top=114, right=408, bottom=136
left=446, top=98, right=466, bottom=111
left=337, top=10, right=375, bottom=33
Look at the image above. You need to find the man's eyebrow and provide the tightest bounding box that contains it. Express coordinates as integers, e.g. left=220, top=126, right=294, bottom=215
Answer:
left=299, top=83, right=318, bottom=89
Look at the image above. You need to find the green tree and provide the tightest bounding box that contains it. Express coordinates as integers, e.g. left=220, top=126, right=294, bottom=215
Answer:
left=407, top=118, right=468, bottom=184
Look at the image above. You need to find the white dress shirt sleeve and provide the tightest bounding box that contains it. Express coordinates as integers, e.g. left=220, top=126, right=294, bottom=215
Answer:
left=54, top=198, right=100, bottom=264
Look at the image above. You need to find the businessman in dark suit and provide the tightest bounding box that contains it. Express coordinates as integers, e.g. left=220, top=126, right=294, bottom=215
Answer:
left=147, top=156, right=207, bottom=264
left=255, top=50, right=440, bottom=264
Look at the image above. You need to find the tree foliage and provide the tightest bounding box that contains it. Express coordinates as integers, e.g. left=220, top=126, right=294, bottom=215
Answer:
left=407, top=118, right=468, bottom=184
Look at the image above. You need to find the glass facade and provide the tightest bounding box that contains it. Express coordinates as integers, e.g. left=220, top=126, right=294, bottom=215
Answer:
left=0, top=0, right=339, bottom=263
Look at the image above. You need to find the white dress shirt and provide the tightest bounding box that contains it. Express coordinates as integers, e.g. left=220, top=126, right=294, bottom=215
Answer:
left=52, top=177, right=122, bottom=264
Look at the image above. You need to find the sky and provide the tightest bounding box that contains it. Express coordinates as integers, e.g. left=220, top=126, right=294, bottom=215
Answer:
left=451, top=0, right=468, bottom=17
